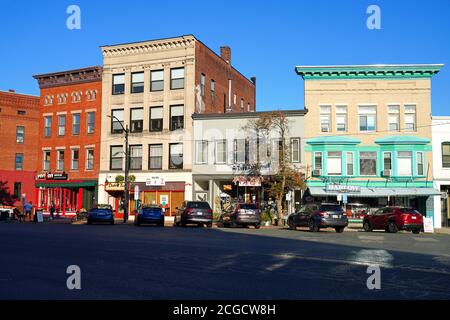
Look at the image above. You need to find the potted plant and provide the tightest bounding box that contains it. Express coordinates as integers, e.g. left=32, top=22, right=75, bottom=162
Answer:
left=261, top=210, right=272, bottom=227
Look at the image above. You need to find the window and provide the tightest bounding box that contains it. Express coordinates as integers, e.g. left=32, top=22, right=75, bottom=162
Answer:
left=442, top=142, right=450, bottom=168
left=417, top=152, right=424, bottom=176
left=170, top=67, right=184, bottom=90
left=404, top=105, right=416, bottom=131
left=71, top=149, right=79, bottom=170
left=129, top=145, right=142, bottom=170
left=335, top=106, right=347, bottom=132
left=148, top=107, right=163, bottom=132
left=200, top=74, right=206, bottom=96
left=16, top=126, right=24, bottom=143
left=388, top=105, right=400, bottom=131
left=320, top=106, right=331, bottom=133
left=359, top=151, right=377, bottom=176
left=131, top=72, right=144, bottom=93
left=196, top=141, right=208, bottom=164
left=57, top=150, right=65, bottom=171
left=210, top=80, right=215, bottom=97
left=15, top=154, right=23, bottom=171
left=44, top=116, right=52, bottom=137
left=43, top=151, right=51, bottom=171
left=149, top=144, right=163, bottom=170
left=359, top=106, right=377, bottom=132
left=327, top=151, right=342, bottom=176
left=151, top=70, right=164, bottom=92
left=346, top=152, right=354, bottom=176
left=398, top=151, right=413, bottom=176
left=314, top=152, right=323, bottom=170
left=87, top=112, right=95, bottom=134
left=169, top=143, right=183, bottom=169
left=112, top=74, right=125, bottom=95
left=170, top=105, right=184, bottom=131
left=248, top=103, right=251, bottom=112
left=110, top=146, right=123, bottom=170
left=86, top=149, right=94, bottom=170
left=18, top=110, right=26, bottom=115
left=72, top=113, right=80, bottom=135
left=215, top=140, right=227, bottom=164
left=130, top=108, right=144, bottom=133
left=58, top=115, right=66, bottom=136
left=291, top=138, right=300, bottom=163
left=383, top=152, right=392, bottom=171
left=111, top=109, right=124, bottom=134
left=234, top=139, right=247, bottom=164
left=71, top=92, right=81, bottom=103
left=13, top=182, right=21, bottom=199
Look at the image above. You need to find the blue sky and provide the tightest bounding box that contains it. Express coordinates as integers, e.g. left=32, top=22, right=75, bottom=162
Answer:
left=1, top=0, right=449, bottom=114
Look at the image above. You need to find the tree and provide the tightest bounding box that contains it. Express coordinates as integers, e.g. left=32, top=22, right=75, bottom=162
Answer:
left=0, top=181, right=15, bottom=206
left=245, top=112, right=306, bottom=223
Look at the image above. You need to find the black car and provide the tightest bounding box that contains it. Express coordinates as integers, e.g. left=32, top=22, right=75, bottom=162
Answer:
left=218, top=203, right=261, bottom=228
left=87, top=204, right=115, bottom=225
left=288, top=203, right=348, bottom=233
left=174, top=201, right=213, bottom=228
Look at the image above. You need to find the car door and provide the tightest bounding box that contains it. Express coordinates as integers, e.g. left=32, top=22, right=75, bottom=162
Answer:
left=370, top=209, right=383, bottom=229
left=291, top=208, right=303, bottom=226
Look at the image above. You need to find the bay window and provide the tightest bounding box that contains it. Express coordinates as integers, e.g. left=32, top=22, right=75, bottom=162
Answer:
left=397, top=151, right=413, bottom=176
left=327, top=151, right=342, bottom=176
left=359, top=151, right=377, bottom=176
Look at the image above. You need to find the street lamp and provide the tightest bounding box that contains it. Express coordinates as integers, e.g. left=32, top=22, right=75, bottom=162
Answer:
left=107, top=115, right=130, bottom=223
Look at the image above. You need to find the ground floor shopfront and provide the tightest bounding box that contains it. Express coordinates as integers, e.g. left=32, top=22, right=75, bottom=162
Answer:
left=98, top=172, right=193, bottom=217
left=305, top=180, right=441, bottom=225
left=433, top=181, right=450, bottom=227
left=0, top=170, right=36, bottom=207
left=35, top=176, right=98, bottom=216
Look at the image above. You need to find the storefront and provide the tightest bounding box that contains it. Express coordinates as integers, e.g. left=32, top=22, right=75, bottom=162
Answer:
left=35, top=172, right=97, bottom=216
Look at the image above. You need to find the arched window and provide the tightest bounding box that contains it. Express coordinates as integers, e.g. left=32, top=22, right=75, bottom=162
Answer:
left=443, top=142, right=450, bottom=168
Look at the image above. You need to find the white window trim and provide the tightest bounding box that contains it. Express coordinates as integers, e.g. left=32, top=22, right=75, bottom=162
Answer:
left=291, top=138, right=301, bottom=163
left=313, top=151, right=323, bottom=170
left=195, top=141, right=208, bottom=165
left=416, top=151, right=425, bottom=176
left=215, top=140, right=227, bottom=164
left=346, top=151, right=354, bottom=176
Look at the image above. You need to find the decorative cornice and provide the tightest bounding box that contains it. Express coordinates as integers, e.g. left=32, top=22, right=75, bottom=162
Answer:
left=375, top=136, right=431, bottom=145
left=295, top=64, right=444, bottom=80
left=306, top=136, right=361, bottom=146
left=192, top=109, right=308, bottom=120
left=33, top=66, right=103, bottom=89
left=101, top=35, right=196, bottom=58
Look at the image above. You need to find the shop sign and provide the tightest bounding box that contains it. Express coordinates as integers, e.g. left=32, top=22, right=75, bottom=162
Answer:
left=105, top=182, right=125, bottom=191
left=326, top=184, right=361, bottom=193
left=160, top=195, right=169, bottom=207
left=233, top=176, right=262, bottom=187
left=223, top=185, right=233, bottom=191
left=36, top=172, right=68, bottom=181
left=146, top=176, right=166, bottom=186
left=423, top=217, right=434, bottom=233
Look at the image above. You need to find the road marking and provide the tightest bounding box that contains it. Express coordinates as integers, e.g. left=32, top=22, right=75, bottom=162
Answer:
left=358, top=235, right=385, bottom=241
left=351, top=249, right=393, bottom=268
left=413, top=237, right=438, bottom=242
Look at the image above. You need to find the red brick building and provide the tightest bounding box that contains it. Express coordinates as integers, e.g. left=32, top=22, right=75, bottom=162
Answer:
left=0, top=90, right=40, bottom=207
left=33, top=67, right=102, bottom=216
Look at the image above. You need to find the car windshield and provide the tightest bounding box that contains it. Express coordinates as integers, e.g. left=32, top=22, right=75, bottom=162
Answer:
left=93, top=204, right=112, bottom=210
left=399, top=208, right=421, bottom=214
left=239, top=204, right=258, bottom=210
left=187, top=202, right=211, bottom=209
left=320, top=205, right=343, bottom=212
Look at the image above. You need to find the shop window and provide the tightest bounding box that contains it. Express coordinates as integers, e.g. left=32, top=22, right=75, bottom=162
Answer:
left=169, top=143, right=183, bottom=169
left=129, top=145, right=142, bottom=170
left=170, top=67, right=184, bottom=90
left=346, top=152, right=354, bottom=176
left=195, top=141, right=208, bottom=164
left=442, top=142, right=450, bottom=168
left=43, top=151, right=51, bottom=171
left=131, top=72, right=144, bottom=94
left=86, top=149, right=94, bottom=170
left=359, top=151, right=377, bottom=176
left=58, top=115, right=66, bottom=136
left=57, top=150, right=65, bottom=171
left=15, top=153, right=23, bottom=171
left=327, top=151, right=342, bottom=176
left=215, top=140, right=227, bottom=164
left=320, top=105, right=331, bottom=133
left=110, top=146, right=123, bottom=170
left=111, top=109, right=124, bottom=134
left=417, top=152, right=424, bottom=176
left=16, top=126, right=24, bottom=143
left=150, top=107, right=163, bottom=132
left=72, top=113, right=80, bottom=135
left=388, top=105, right=400, bottom=131
left=335, top=106, right=347, bottom=132
left=149, top=144, right=163, bottom=170
left=112, top=74, right=125, bottom=95
left=130, top=108, right=144, bottom=133
left=170, top=105, right=184, bottom=131
left=151, top=70, right=164, bottom=92
left=359, top=106, right=377, bottom=132
left=397, top=151, right=413, bottom=176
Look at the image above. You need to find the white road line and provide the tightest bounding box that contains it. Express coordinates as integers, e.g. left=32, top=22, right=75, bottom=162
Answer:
left=413, top=237, right=439, bottom=242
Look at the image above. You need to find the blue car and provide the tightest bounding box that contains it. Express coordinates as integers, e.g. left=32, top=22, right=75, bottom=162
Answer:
left=87, top=204, right=115, bottom=225
left=135, top=204, right=165, bottom=227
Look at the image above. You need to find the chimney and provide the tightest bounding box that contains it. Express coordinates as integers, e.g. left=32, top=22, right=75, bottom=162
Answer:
left=8, top=89, right=15, bottom=93
left=220, top=46, right=231, bottom=64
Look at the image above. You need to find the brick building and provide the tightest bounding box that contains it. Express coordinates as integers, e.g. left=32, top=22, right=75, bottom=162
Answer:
left=98, top=35, right=256, bottom=217
left=0, top=90, right=40, bottom=207
left=33, top=66, right=102, bottom=216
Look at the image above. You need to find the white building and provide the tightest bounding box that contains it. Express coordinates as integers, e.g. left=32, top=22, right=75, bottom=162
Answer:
left=432, top=116, right=450, bottom=228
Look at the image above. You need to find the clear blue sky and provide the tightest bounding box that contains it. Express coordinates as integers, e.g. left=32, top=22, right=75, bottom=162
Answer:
left=1, top=0, right=449, bottom=114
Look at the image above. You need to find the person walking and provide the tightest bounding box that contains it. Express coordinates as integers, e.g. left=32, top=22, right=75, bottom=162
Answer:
left=49, top=202, right=56, bottom=220
left=24, top=201, right=33, bottom=222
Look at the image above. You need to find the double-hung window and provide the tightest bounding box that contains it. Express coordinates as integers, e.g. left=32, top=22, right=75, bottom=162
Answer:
left=417, top=152, right=424, bottom=176
left=150, top=70, right=164, bottom=92
left=346, top=152, right=354, bottom=176
left=58, top=115, right=66, bottom=136
left=195, top=141, right=208, bottom=164
left=131, top=72, right=144, bottom=93
left=169, top=144, right=183, bottom=169
left=404, top=105, right=416, bottom=131
left=215, top=140, right=227, bottom=164
left=15, top=154, right=23, bottom=171
left=111, top=109, right=124, bottom=134
left=130, top=108, right=144, bottom=133
left=170, top=68, right=184, bottom=90
left=170, top=105, right=184, bottom=131
left=149, top=144, right=163, bottom=170
left=397, top=151, right=413, bottom=176
left=112, top=74, right=125, bottom=95
left=383, top=152, right=392, bottom=171
left=150, top=107, right=163, bottom=132
left=57, top=150, right=65, bottom=171
left=314, top=152, right=323, bottom=172
left=16, top=126, right=24, bottom=143
left=44, top=116, right=52, bottom=137
left=335, top=106, right=347, bottom=132
left=129, top=145, right=142, bottom=170
left=234, top=139, right=247, bottom=164
left=442, top=142, right=450, bottom=168
left=388, top=105, right=400, bottom=131
left=72, top=113, right=80, bottom=135
left=291, top=138, right=301, bottom=163
left=43, top=151, right=51, bottom=171
left=71, top=149, right=79, bottom=170
left=327, top=151, right=342, bottom=176
left=87, top=112, right=95, bottom=134
left=86, top=149, right=94, bottom=170
left=200, top=74, right=206, bottom=97
left=320, top=105, right=331, bottom=133
left=110, top=146, right=123, bottom=170
left=359, top=106, right=377, bottom=132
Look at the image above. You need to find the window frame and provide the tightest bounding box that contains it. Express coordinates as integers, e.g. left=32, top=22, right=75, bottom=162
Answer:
left=129, top=145, right=143, bottom=170
left=56, top=150, right=65, bottom=171
left=130, top=108, right=144, bottom=133
left=131, top=72, right=145, bottom=94
left=397, top=151, right=413, bottom=177
left=150, top=106, right=163, bottom=132
left=148, top=144, right=163, bottom=170
left=110, top=145, right=124, bottom=171
left=442, top=142, right=450, bottom=168
left=358, top=106, right=377, bottom=132
left=291, top=138, right=301, bottom=163
left=43, top=151, right=51, bottom=171
left=15, top=153, right=24, bottom=171
left=169, top=143, right=184, bottom=170
left=417, top=151, right=425, bottom=176
left=170, top=105, right=184, bottom=131
left=215, top=140, right=227, bottom=164
left=150, top=70, right=164, bottom=92
left=327, top=151, right=342, bottom=176
left=58, top=115, right=66, bottom=136
left=72, top=113, right=80, bottom=136
left=195, top=140, right=208, bottom=164
left=87, top=112, right=95, bottom=134
left=85, top=149, right=94, bottom=171
left=346, top=152, right=354, bottom=176
left=170, top=67, right=185, bottom=90
left=16, top=126, right=25, bottom=144
left=111, top=109, right=125, bottom=134
left=44, top=116, right=52, bottom=137
left=359, top=151, right=377, bottom=176
left=71, top=149, right=79, bottom=171
left=112, top=73, right=125, bottom=95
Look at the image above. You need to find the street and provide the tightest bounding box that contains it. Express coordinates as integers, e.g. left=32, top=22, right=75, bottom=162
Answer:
left=1, top=223, right=450, bottom=300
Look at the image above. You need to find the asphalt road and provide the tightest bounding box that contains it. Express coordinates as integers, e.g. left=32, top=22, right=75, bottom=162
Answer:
left=1, top=222, right=450, bottom=300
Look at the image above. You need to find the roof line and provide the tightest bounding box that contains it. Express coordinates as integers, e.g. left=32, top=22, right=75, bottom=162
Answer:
left=295, top=64, right=445, bottom=68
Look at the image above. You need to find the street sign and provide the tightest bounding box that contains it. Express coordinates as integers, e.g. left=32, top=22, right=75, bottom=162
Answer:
left=134, top=185, right=140, bottom=200
left=342, top=194, right=348, bottom=204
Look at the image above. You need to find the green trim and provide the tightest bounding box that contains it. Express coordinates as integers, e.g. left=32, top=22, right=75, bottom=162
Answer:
left=295, top=65, right=443, bottom=80
left=375, top=136, right=430, bottom=145
left=35, top=181, right=98, bottom=188
left=307, top=136, right=361, bottom=145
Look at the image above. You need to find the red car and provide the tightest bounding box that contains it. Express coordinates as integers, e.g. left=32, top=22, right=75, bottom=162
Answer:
left=363, top=207, right=423, bottom=234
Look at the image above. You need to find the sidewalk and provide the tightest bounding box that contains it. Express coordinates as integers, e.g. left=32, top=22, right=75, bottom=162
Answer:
left=434, top=227, right=450, bottom=235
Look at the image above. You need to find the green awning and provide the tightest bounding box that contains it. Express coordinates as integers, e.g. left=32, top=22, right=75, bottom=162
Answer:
left=35, top=181, right=97, bottom=188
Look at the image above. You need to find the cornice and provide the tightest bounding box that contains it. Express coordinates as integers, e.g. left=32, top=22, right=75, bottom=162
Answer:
left=33, top=66, right=103, bottom=89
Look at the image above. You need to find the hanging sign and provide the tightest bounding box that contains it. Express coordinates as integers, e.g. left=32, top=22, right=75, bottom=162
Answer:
left=146, top=176, right=166, bottom=186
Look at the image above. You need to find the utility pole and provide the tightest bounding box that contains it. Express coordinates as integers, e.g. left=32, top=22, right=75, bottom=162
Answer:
left=123, top=125, right=129, bottom=223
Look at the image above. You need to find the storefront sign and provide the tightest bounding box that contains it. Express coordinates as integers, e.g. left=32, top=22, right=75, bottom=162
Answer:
left=326, top=184, right=361, bottom=193
left=105, top=182, right=125, bottom=191
left=233, top=176, right=262, bottom=187
left=36, top=172, right=68, bottom=181
left=223, top=185, right=232, bottom=191
left=423, top=217, right=434, bottom=233
left=146, top=176, right=166, bottom=186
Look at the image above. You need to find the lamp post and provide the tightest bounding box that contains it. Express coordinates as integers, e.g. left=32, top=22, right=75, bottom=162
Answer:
left=108, top=115, right=129, bottom=223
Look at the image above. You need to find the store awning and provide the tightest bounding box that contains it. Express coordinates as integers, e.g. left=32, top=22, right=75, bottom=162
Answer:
left=36, top=181, right=97, bottom=188
left=309, top=187, right=442, bottom=198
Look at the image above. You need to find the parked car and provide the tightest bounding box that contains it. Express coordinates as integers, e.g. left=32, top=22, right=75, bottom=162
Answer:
left=87, top=204, right=114, bottom=225
left=287, top=203, right=348, bottom=233
left=135, top=204, right=165, bottom=226
left=174, top=201, right=213, bottom=228
left=363, top=207, right=423, bottom=234
left=218, top=203, right=261, bottom=229
left=345, top=203, right=370, bottom=220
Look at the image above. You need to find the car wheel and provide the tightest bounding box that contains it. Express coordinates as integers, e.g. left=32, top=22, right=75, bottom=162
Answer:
left=388, top=221, right=398, bottom=233
left=335, top=227, right=345, bottom=233
left=412, top=229, right=420, bottom=234
left=254, top=224, right=261, bottom=229
left=363, top=221, right=372, bottom=232
left=288, top=219, right=296, bottom=230
left=309, top=219, right=319, bottom=232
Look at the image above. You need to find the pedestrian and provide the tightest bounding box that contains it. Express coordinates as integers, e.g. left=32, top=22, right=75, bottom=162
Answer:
left=50, top=202, right=55, bottom=220
left=24, top=201, right=33, bottom=222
